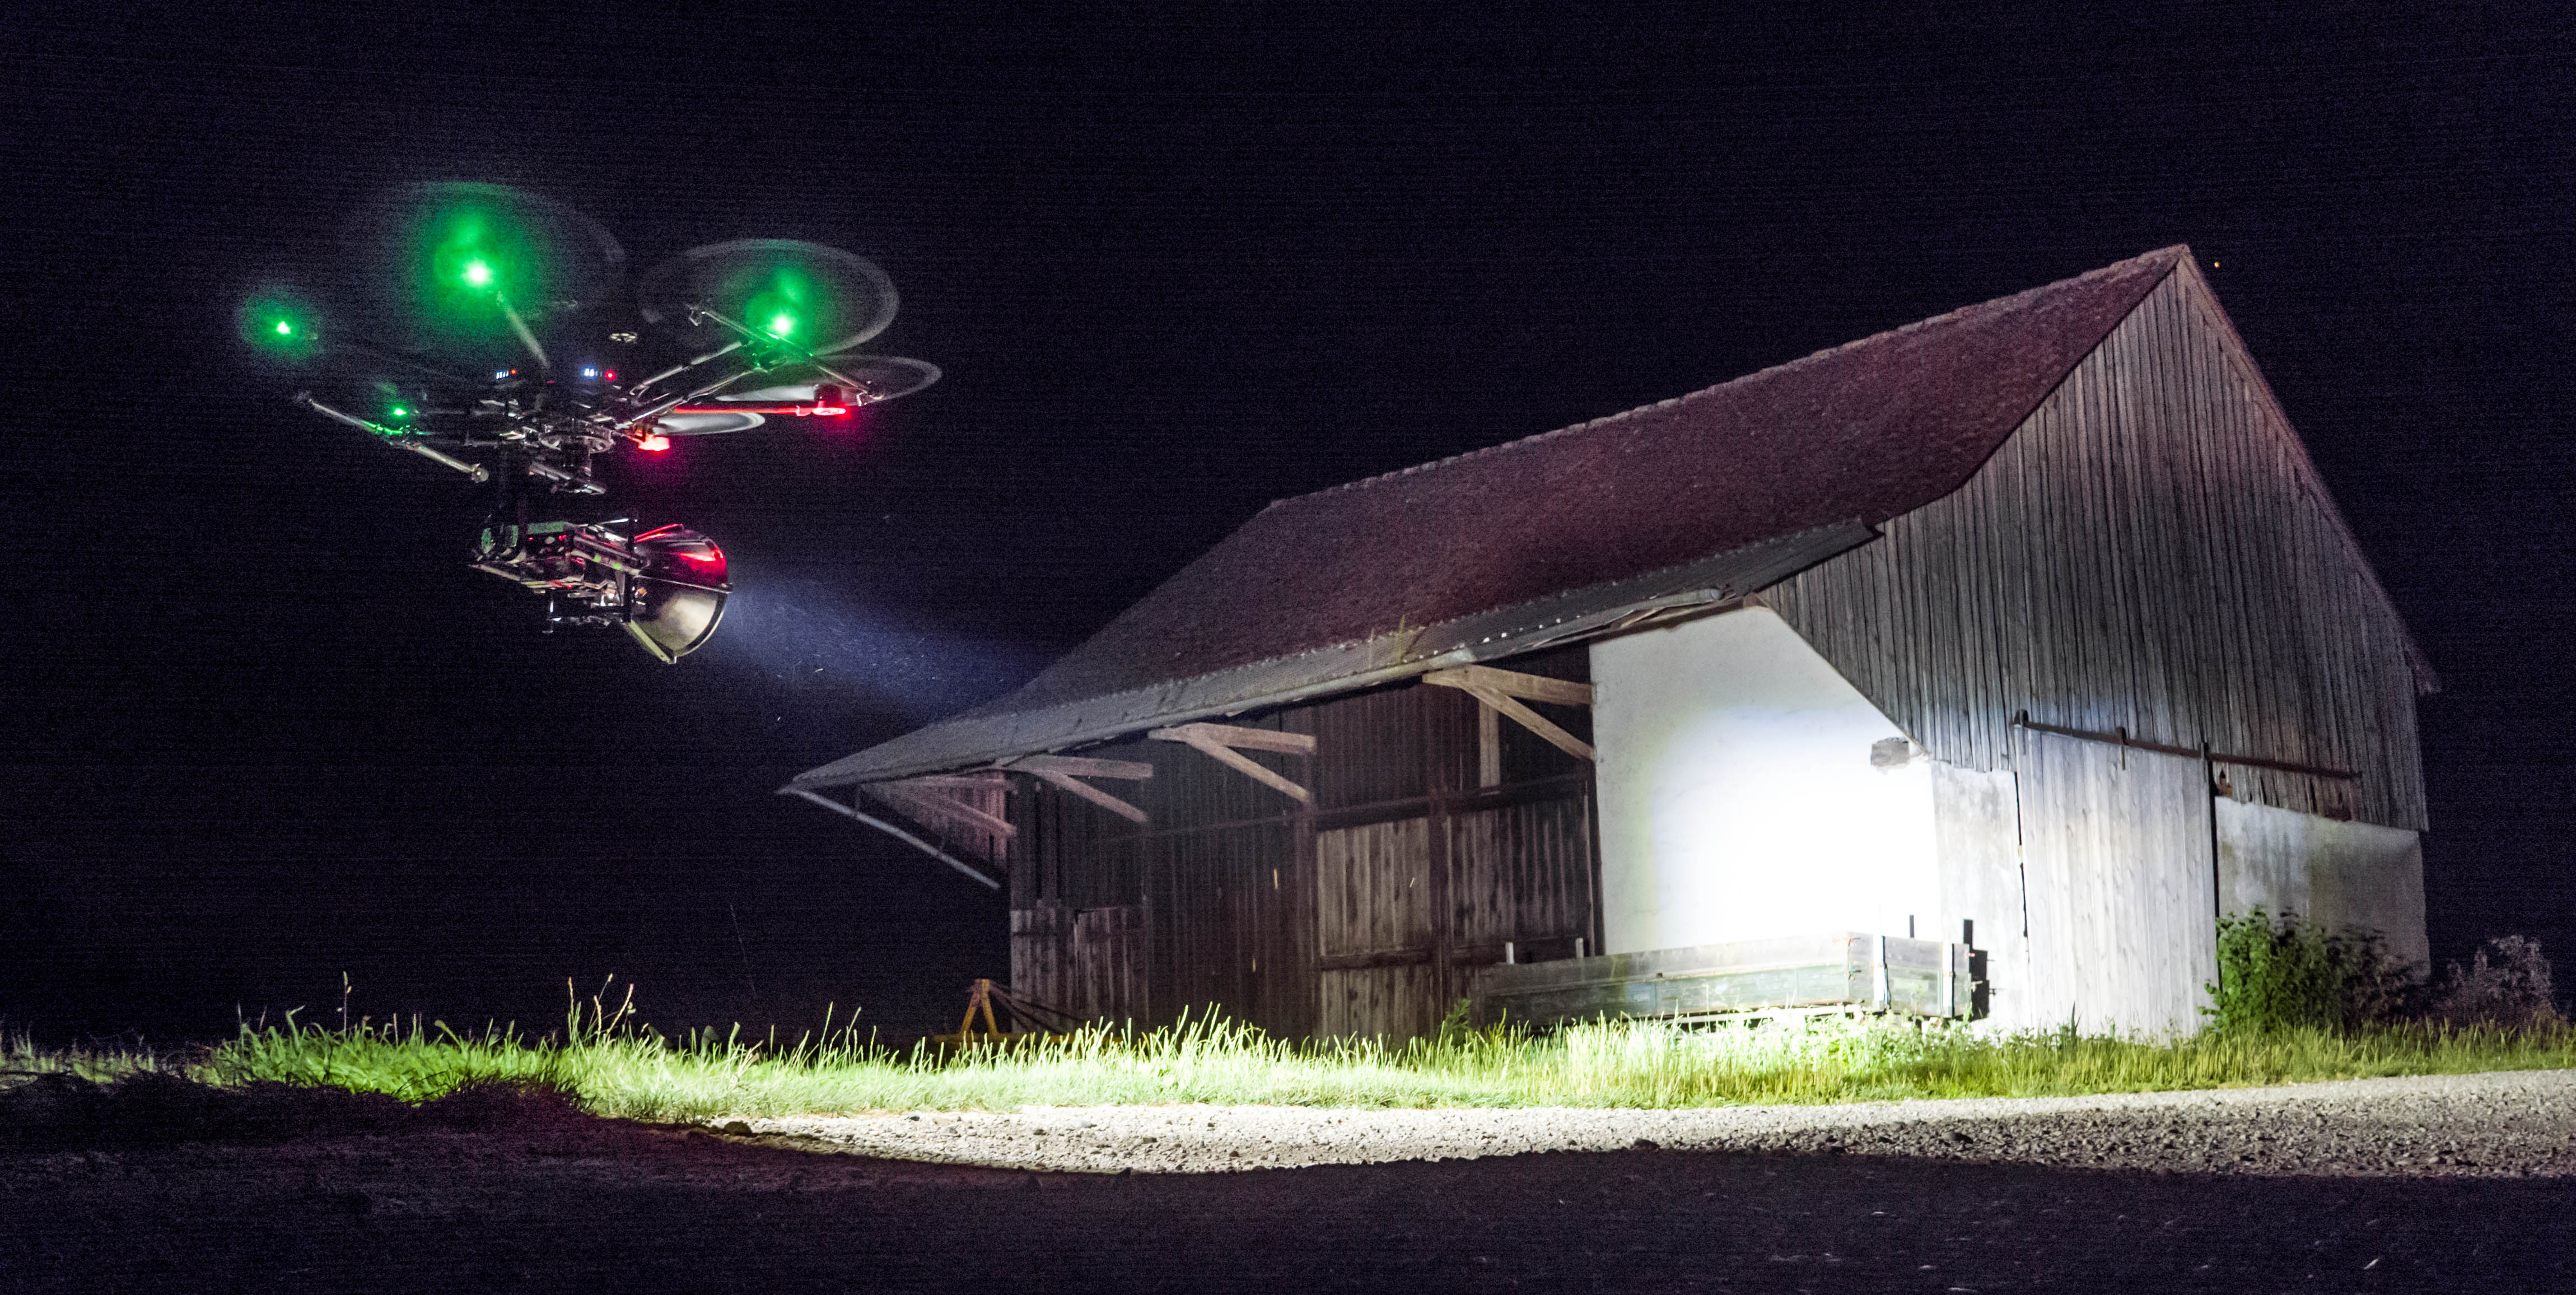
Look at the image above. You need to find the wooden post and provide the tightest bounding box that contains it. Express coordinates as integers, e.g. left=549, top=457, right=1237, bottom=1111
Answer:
left=1477, top=701, right=1502, bottom=788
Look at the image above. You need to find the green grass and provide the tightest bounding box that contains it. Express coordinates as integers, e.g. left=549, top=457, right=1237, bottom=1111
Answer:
left=18, top=984, right=2573, bottom=1122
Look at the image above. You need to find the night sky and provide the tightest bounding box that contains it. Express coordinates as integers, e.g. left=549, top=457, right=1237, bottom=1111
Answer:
left=5, top=4, right=2570, bottom=1044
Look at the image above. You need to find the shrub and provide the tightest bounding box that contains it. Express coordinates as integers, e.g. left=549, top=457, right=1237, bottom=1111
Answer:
left=2429, top=935, right=2560, bottom=1028
left=2205, top=909, right=2422, bottom=1033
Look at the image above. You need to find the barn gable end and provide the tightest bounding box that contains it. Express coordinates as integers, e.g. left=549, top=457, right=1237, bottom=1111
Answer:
left=1761, top=260, right=2428, bottom=832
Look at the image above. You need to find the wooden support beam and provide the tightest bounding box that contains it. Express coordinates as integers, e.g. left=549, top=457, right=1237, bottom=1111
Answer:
left=1002, top=754, right=1155, bottom=780
left=1477, top=700, right=1502, bottom=788
left=1422, top=669, right=1595, bottom=762
left=1421, top=665, right=1595, bottom=707
left=903, top=772, right=1011, bottom=791
left=867, top=780, right=1019, bottom=839
left=1147, top=723, right=1313, bottom=803
left=1152, top=722, right=1315, bottom=754
left=1025, top=767, right=1151, bottom=824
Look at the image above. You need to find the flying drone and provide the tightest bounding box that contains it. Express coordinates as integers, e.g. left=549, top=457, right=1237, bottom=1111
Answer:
left=240, top=183, right=939, bottom=662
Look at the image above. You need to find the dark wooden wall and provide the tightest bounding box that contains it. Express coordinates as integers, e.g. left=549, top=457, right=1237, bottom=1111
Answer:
left=1004, top=644, right=1599, bottom=1039
left=1762, top=262, right=2428, bottom=833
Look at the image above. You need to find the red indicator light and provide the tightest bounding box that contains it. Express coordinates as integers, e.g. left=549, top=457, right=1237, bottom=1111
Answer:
left=604, top=371, right=616, bottom=380
left=810, top=406, right=848, bottom=416
left=637, top=434, right=671, bottom=452
left=676, top=548, right=722, bottom=564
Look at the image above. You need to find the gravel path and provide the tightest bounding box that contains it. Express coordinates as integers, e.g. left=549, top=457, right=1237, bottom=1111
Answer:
left=740, top=1068, right=2576, bottom=1177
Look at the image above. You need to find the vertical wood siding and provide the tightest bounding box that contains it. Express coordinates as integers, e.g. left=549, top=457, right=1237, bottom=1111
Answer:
left=1006, top=644, right=1599, bottom=1041
left=1762, top=264, right=2426, bottom=832
left=2014, top=733, right=2218, bottom=1035
left=1446, top=798, right=1597, bottom=960
left=1008, top=903, right=1147, bottom=1024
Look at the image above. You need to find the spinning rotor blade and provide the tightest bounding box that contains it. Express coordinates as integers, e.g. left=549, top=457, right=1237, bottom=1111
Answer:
left=346, top=182, right=626, bottom=370
left=637, top=240, right=898, bottom=356
left=653, top=410, right=768, bottom=436
left=714, top=355, right=942, bottom=408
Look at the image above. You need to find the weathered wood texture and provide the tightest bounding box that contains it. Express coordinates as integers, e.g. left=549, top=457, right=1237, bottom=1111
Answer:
left=1009, top=903, right=1147, bottom=1024
left=1473, top=934, right=1973, bottom=1027
left=2014, top=732, right=2219, bottom=1035
left=1005, top=643, right=1599, bottom=1041
left=1761, top=263, right=2427, bottom=833
left=865, top=777, right=1014, bottom=863
left=1928, top=760, right=2033, bottom=1026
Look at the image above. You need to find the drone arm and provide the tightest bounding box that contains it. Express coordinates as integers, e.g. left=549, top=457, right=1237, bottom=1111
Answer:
left=295, top=393, right=490, bottom=483
left=614, top=364, right=758, bottom=434
left=627, top=339, right=745, bottom=398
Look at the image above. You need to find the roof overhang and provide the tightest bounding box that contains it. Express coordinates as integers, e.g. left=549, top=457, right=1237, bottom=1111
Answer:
left=788, top=519, right=1874, bottom=790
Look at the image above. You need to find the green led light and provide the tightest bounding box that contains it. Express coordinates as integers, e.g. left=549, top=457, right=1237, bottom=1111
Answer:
left=769, top=313, right=796, bottom=337
left=463, top=259, right=493, bottom=287
left=241, top=291, right=321, bottom=360
left=390, top=406, right=409, bottom=417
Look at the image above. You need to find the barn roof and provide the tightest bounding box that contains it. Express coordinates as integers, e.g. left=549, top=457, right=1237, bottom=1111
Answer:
left=793, top=245, right=2189, bottom=789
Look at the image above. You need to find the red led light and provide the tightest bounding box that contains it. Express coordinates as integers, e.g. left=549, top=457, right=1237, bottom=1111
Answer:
left=604, top=371, right=616, bottom=380
left=676, top=548, right=722, bottom=564
left=637, top=434, right=671, bottom=452
left=810, top=406, right=848, bottom=416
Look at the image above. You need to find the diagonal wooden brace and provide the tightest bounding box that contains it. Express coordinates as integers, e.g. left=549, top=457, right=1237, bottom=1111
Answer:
left=1027, top=767, right=1150, bottom=823
left=1147, top=722, right=1314, bottom=803
left=867, top=780, right=1019, bottom=839
left=1000, top=753, right=1154, bottom=824
left=1422, top=668, right=1595, bottom=762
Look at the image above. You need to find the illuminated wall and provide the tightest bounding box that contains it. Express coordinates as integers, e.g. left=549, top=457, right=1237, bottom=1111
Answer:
left=1590, top=606, right=1940, bottom=954
left=2217, top=800, right=2429, bottom=971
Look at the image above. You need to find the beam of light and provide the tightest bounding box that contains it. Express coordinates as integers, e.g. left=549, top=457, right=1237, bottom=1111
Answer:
left=637, top=434, right=671, bottom=451
left=697, top=573, right=1046, bottom=729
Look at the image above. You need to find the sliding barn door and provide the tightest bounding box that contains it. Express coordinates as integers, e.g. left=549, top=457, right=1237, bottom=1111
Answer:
left=2015, top=733, right=2218, bottom=1036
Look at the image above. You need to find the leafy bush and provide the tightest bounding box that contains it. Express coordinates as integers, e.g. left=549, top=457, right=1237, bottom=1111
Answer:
left=2205, top=909, right=2423, bottom=1032
left=2430, top=935, right=2560, bottom=1028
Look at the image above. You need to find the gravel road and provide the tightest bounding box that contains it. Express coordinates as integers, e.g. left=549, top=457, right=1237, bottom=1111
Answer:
left=9, top=1071, right=2574, bottom=1291
left=743, top=1068, right=2576, bottom=1177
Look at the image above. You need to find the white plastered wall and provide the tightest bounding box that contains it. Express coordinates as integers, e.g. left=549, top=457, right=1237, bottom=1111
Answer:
left=1589, top=607, right=1942, bottom=954
left=2216, top=799, right=2429, bottom=972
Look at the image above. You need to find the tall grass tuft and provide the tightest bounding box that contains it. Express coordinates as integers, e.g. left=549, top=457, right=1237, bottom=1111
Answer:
left=16, top=927, right=2573, bottom=1121
left=155, top=976, right=2576, bottom=1121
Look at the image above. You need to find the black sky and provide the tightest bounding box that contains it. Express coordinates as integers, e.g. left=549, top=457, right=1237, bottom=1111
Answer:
left=4, top=3, right=2571, bottom=1043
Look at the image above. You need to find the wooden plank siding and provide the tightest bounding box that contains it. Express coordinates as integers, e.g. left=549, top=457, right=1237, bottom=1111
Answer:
left=1004, top=644, right=1600, bottom=1041
left=1761, top=263, right=2426, bottom=833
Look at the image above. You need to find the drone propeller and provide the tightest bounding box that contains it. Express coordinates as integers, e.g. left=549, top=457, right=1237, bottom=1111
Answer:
left=652, top=410, right=768, bottom=437
left=713, top=355, right=943, bottom=409
left=637, top=239, right=898, bottom=358
left=344, top=181, right=627, bottom=371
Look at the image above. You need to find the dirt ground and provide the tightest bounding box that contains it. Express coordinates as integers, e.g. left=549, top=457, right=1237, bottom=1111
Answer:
left=2, top=1079, right=2570, bottom=1293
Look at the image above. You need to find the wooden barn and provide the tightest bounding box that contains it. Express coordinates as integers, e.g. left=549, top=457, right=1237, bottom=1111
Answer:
left=788, top=246, right=2433, bottom=1039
